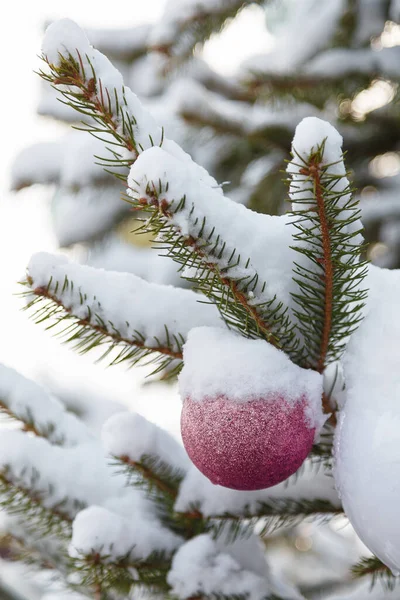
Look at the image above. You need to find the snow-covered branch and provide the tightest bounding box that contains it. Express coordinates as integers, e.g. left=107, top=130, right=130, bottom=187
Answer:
left=23, top=253, right=222, bottom=376
left=0, top=364, right=91, bottom=446
left=287, top=117, right=367, bottom=371
left=128, top=146, right=299, bottom=352
left=26, top=253, right=223, bottom=372
left=69, top=506, right=180, bottom=594
left=102, top=411, right=189, bottom=501
left=40, top=19, right=217, bottom=188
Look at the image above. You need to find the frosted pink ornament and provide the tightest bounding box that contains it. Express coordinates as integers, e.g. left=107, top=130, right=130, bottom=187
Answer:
left=181, top=394, right=316, bottom=491
left=179, top=327, right=324, bottom=491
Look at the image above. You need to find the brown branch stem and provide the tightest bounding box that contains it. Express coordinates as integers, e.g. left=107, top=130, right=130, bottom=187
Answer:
left=183, top=234, right=280, bottom=348
left=29, top=284, right=182, bottom=361
left=0, top=402, right=42, bottom=438
left=119, top=455, right=178, bottom=499
left=0, top=473, right=73, bottom=525
left=301, top=161, right=334, bottom=374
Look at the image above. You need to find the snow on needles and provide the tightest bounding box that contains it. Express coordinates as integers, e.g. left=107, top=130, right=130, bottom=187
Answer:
left=0, top=427, right=180, bottom=562
left=102, top=411, right=190, bottom=473
left=0, top=430, right=141, bottom=518
left=42, top=19, right=220, bottom=191
left=27, top=252, right=223, bottom=355
left=0, top=364, right=91, bottom=446
left=179, top=327, right=324, bottom=429
left=167, top=534, right=272, bottom=600
left=287, top=117, right=363, bottom=245
left=334, top=264, right=400, bottom=572
left=128, top=145, right=297, bottom=309
left=70, top=505, right=181, bottom=562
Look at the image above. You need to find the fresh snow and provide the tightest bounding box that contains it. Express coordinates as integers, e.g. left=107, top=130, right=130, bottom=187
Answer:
left=0, top=364, right=91, bottom=446
left=27, top=252, right=223, bottom=355
left=52, top=185, right=126, bottom=247
left=84, top=23, right=150, bottom=60
left=149, top=0, right=241, bottom=50
left=11, top=142, right=63, bottom=190
left=241, top=0, right=344, bottom=76
left=70, top=505, right=180, bottom=562
left=175, top=77, right=320, bottom=138
left=12, top=132, right=118, bottom=189
left=334, top=264, right=400, bottom=572
left=287, top=117, right=363, bottom=260
left=87, top=237, right=187, bottom=288
left=0, top=430, right=143, bottom=518
left=102, top=411, right=190, bottom=473
left=0, top=427, right=181, bottom=564
left=167, top=533, right=272, bottom=600
left=305, top=48, right=400, bottom=79
left=179, top=327, right=324, bottom=428
left=42, top=19, right=220, bottom=191
left=128, top=145, right=297, bottom=309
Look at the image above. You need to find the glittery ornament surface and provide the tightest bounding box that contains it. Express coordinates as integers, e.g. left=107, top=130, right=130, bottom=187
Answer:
left=181, top=395, right=315, bottom=490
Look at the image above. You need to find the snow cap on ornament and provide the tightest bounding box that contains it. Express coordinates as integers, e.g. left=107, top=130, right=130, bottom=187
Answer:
left=179, top=327, right=324, bottom=491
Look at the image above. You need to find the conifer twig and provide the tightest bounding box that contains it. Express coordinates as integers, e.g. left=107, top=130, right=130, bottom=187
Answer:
left=352, top=556, right=397, bottom=590
left=21, top=254, right=221, bottom=378
left=299, top=158, right=334, bottom=373
left=0, top=470, right=74, bottom=540
left=128, top=155, right=299, bottom=355
left=118, top=455, right=178, bottom=500
left=31, top=284, right=183, bottom=361
left=288, top=136, right=368, bottom=372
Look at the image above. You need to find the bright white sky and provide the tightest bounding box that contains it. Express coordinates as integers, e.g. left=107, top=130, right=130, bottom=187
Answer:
left=0, top=2, right=272, bottom=433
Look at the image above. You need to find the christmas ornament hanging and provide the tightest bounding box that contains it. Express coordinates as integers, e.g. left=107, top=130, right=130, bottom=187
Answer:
left=179, top=328, right=324, bottom=491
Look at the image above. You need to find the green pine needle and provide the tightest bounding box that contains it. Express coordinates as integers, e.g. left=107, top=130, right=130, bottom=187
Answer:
left=126, top=186, right=300, bottom=358
left=287, top=142, right=368, bottom=371
left=352, top=556, right=397, bottom=591
left=20, top=279, right=184, bottom=379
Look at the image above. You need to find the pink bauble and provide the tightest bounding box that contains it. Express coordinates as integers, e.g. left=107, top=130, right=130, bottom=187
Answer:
left=181, top=395, right=315, bottom=490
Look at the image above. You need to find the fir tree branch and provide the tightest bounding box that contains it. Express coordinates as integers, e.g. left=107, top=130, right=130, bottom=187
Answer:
left=204, top=498, right=343, bottom=540
left=128, top=149, right=299, bottom=355
left=24, top=281, right=183, bottom=374
left=287, top=136, right=368, bottom=371
left=38, top=52, right=138, bottom=169
left=38, top=23, right=226, bottom=198
left=112, top=454, right=207, bottom=540
left=115, top=454, right=181, bottom=501
left=22, top=255, right=221, bottom=378
left=38, top=25, right=299, bottom=357
left=351, top=556, right=397, bottom=591
left=307, top=157, right=334, bottom=373
left=0, top=530, right=71, bottom=581
left=0, top=469, right=74, bottom=540
left=71, top=548, right=172, bottom=595
left=0, top=364, right=90, bottom=446
left=244, top=71, right=372, bottom=109
left=0, top=400, right=42, bottom=438
left=178, top=85, right=306, bottom=154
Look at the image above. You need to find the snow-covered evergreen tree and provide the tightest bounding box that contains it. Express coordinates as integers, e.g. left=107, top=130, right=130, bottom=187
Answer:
left=3, top=2, right=400, bottom=599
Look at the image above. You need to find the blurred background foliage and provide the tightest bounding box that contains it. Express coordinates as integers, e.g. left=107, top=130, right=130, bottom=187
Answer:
left=11, top=0, right=400, bottom=278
